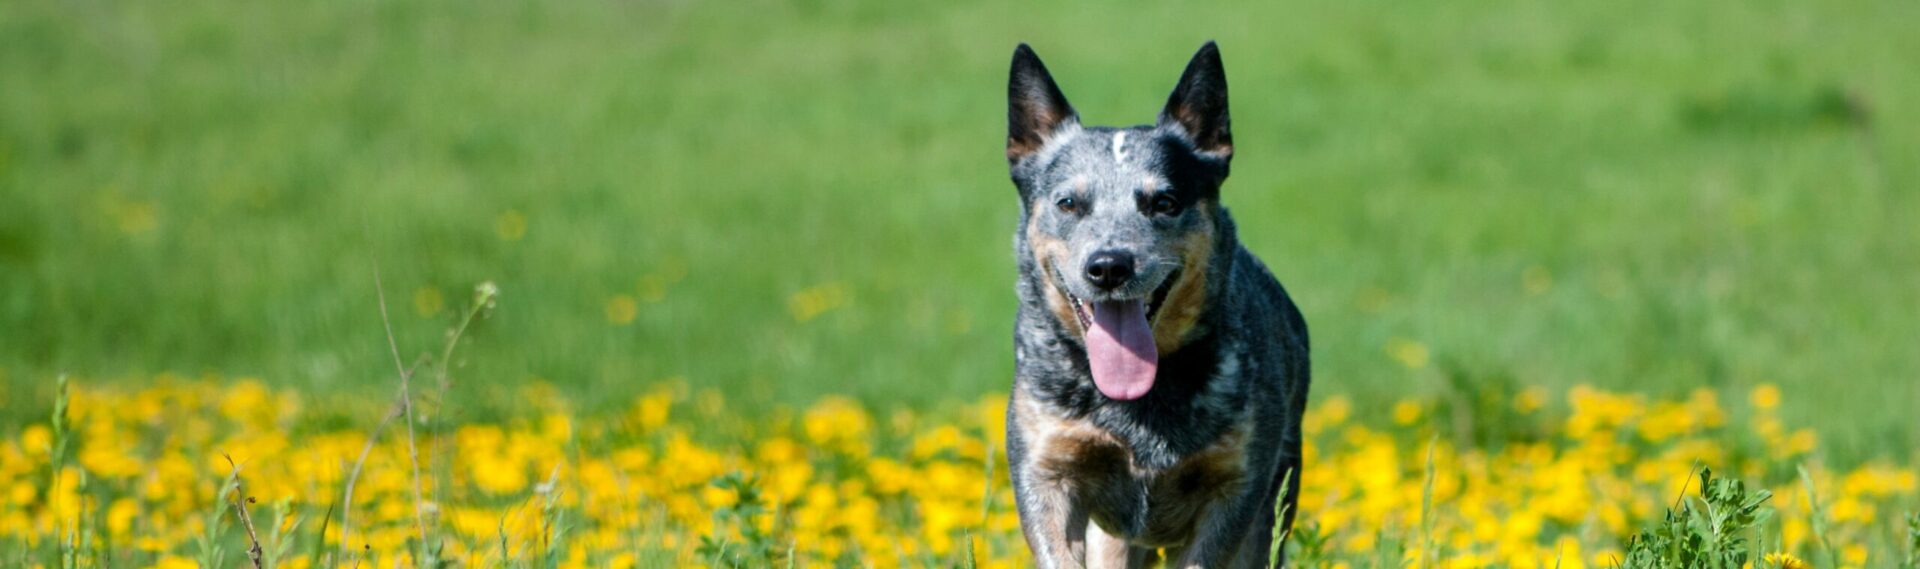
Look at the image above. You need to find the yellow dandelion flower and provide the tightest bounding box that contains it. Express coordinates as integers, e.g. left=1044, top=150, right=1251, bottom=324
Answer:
left=605, top=294, right=638, bottom=325
left=1392, top=400, right=1422, bottom=425
left=701, top=484, right=738, bottom=508
left=104, top=197, right=159, bottom=234
left=1304, top=395, right=1351, bottom=434
left=787, top=282, right=848, bottom=323
left=1750, top=383, right=1781, bottom=411
left=103, top=498, right=139, bottom=536
left=1354, top=286, right=1392, bottom=313
left=1842, top=543, right=1868, bottom=565
left=1515, top=386, right=1546, bottom=414
left=1385, top=337, right=1430, bottom=370
left=1784, top=429, right=1817, bottom=455
left=408, top=285, right=444, bottom=316
left=19, top=425, right=50, bottom=455
left=1522, top=265, right=1553, bottom=295
left=606, top=553, right=637, bottom=569
left=632, top=388, right=673, bottom=432
left=218, top=379, right=272, bottom=423
left=495, top=209, right=528, bottom=241
left=755, top=436, right=803, bottom=464
left=803, top=396, right=872, bottom=454
left=1763, top=552, right=1809, bottom=569
left=7, top=481, right=35, bottom=505
left=639, top=274, right=670, bottom=302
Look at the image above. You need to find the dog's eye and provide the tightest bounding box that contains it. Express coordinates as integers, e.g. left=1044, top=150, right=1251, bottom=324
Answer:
left=1150, top=195, right=1181, bottom=215
left=1055, top=196, right=1080, bottom=213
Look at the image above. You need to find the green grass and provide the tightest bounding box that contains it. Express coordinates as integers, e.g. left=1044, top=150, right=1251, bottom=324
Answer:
left=2, top=0, right=1917, bottom=457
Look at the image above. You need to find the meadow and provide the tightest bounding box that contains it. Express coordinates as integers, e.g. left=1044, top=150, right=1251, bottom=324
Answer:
left=2, top=0, right=1918, bottom=566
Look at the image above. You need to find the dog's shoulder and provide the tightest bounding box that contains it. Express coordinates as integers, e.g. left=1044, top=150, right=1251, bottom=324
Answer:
left=1223, top=241, right=1308, bottom=352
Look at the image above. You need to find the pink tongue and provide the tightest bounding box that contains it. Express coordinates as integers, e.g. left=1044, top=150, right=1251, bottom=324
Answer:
left=1084, top=300, right=1158, bottom=400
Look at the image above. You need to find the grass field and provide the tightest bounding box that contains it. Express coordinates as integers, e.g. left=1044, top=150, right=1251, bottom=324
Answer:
left=3, top=0, right=1918, bottom=566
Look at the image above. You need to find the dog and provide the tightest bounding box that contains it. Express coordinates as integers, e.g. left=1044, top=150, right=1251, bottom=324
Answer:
left=1002, top=41, right=1311, bottom=568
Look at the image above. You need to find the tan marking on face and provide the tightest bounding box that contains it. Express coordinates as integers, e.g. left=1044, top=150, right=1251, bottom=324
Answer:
left=1025, top=219, right=1083, bottom=337
left=1151, top=205, right=1215, bottom=354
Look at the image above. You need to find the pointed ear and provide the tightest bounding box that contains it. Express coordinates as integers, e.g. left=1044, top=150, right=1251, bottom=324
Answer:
left=1007, top=44, right=1078, bottom=163
left=1159, top=41, right=1232, bottom=158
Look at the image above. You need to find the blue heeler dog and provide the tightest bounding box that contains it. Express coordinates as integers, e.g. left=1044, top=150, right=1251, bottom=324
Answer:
left=1003, top=42, right=1311, bottom=568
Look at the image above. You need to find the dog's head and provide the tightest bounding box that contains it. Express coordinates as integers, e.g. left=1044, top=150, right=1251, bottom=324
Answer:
left=1008, top=42, right=1233, bottom=401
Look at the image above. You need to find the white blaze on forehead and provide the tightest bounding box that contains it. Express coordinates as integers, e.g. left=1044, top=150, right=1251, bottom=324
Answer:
left=1111, top=131, right=1128, bottom=163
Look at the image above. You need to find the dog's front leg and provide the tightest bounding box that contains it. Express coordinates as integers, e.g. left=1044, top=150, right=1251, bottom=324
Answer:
left=1088, top=521, right=1157, bottom=568
left=1012, top=474, right=1092, bottom=569
left=1168, top=481, right=1264, bottom=569
left=1009, top=388, right=1136, bottom=567
left=1008, top=406, right=1093, bottom=567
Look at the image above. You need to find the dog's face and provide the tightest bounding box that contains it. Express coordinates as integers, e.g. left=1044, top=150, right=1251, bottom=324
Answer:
left=1008, top=43, right=1233, bottom=401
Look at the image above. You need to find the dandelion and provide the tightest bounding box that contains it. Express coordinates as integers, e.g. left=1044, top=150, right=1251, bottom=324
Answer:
left=605, top=294, right=638, bottom=324
left=1785, top=429, right=1817, bottom=456
left=1392, top=400, right=1423, bottom=425
left=639, top=274, right=670, bottom=302
left=1751, top=383, right=1782, bottom=411
left=414, top=286, right=445, bottom=316
left=631, top=387, right=673, bottom=432
left=1386, top=337, right=1430, bottom=370
left=1763, top=552, right=1809, bottom=569
left=1515, top=386, right=1546, bottom=414
left=1843, top=543, right=1868, bottom=565
left=1354, top=286, right=1393, bottom=313
left=787, top=282, right=848, bottom=323
left=494, top=209, right=527, bottom=241
left=103, top=197, right=159, bottom=234
left=1522, top=265, right=1553, bottom=295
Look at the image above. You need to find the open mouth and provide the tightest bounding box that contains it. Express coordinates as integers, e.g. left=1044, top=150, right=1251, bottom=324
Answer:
left=1065, top=269, right=1179, bottom=331
left=1064, top=270, right=1179, bottom=401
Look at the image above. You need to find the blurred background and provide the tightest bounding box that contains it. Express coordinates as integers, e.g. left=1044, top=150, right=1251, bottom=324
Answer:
left=2, top=0, right=1915, bottom=458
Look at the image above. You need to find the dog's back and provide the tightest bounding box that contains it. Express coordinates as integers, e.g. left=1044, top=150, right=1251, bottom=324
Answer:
left=1003, top=42, right=1310, bottom=568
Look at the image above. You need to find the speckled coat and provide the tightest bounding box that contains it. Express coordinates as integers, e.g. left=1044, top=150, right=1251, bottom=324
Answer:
left=1001, top=42, right=1312, bottom=569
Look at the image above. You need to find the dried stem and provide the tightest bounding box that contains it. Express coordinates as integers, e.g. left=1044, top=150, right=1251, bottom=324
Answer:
left=373, top=266, right=433, bottom=550
left=337, top=402, right=400, bottom=558
left=338, top=269, right=493, bottom=561
left=222, top=454, right=266, bottom=569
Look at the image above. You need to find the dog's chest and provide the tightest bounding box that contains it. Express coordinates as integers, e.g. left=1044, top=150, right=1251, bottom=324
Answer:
left=1029, top=413, right=1251, bottom=546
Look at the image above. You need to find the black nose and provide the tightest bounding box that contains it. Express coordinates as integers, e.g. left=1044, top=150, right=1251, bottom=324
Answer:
left=1084, top=251, right=1136, bottom=290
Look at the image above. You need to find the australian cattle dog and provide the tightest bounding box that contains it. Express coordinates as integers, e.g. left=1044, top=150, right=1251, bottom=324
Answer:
left=1003, top=42, right=1312, bottom=568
